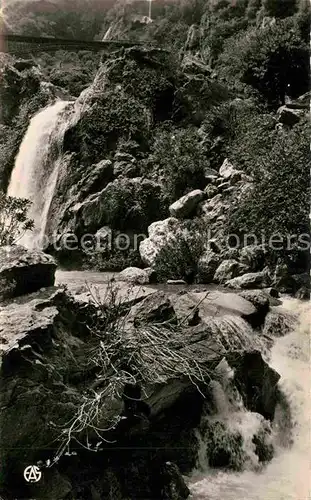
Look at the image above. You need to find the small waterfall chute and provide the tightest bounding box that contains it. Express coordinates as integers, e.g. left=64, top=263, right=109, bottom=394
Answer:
left=190, top=299, right=310, bottom=500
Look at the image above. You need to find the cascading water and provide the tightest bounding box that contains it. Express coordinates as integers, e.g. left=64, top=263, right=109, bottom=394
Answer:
left=7, top=100, right=74, bottom=249
left=189, top=299, right=311, bottom=500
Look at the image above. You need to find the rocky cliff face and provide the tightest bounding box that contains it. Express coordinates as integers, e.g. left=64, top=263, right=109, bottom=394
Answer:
left=33, top=46, right=229, bottom=267
left=0, top=246, right=289, bottom=500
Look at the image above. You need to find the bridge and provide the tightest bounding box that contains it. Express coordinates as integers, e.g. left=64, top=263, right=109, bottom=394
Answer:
left=0, top=34, right=148, bottom=56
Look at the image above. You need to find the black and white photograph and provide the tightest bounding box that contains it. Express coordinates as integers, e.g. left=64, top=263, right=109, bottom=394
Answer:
left=0, top=0, right=310, bottom=498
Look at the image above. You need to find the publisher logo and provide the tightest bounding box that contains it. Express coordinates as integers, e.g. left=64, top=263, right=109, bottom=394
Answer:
left=24, top=465, right=42, bottom=483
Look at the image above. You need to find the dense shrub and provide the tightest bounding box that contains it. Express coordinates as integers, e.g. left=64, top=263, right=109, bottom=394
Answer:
left=227, top=120, right=310, bottom=262
left=3, top=0, right=113, bottom=39
left=219, top=19, right=309, bottom=106
left=64, top=89, right=150, bottom=168
left=143, top=126, right=208, bottom=202
left=106, top=51, right=178, bottom=122
left=96, top=179, right=164, bottom=232
left=222, top=102, right=277, bottom=174
left=198, top=98, right=274, bottom=173
left=153, top=221, right=206, bottom=282
left=36, top=50, right=101, bottom=96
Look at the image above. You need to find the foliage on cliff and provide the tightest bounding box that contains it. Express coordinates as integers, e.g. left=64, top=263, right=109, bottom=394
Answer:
left=0, top=192, right=34, bottom=246
left=227, top=118, right=310, bottom=261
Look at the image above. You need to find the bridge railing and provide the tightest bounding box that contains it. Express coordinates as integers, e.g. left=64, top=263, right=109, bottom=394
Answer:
left=1, top=34, right=149, bottom=54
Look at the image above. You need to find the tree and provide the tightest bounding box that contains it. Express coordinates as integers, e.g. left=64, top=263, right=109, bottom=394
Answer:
left=227, top=119, right=310, bottom=266
left=263, top=0, right=298, bottom=18
left=0, top=192, right=34, bottom=246
left=219, top=19, right=309, bottom=106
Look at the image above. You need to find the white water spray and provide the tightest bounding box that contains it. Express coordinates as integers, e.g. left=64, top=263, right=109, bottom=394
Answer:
left=190, top=299, right=311, bottom=500
left=7, top=100, right=73, bottom=249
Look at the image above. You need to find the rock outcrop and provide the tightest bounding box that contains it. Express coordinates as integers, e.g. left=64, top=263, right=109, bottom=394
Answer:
left=73, top=177, right=163, bottom=233
left=169, top=190, right=205, bottom=219
left=225, top=270, right=271, bottom=290
left=0, top=246, right=56, bottom=301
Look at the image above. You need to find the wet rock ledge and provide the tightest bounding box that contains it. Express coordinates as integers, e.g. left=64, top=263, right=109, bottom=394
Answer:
left=0, top=246, right=288, bottom=500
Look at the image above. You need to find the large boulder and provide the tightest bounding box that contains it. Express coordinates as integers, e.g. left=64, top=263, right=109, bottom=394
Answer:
left=0, top=246, right=56, bottom=301
left=124, top=286, right=266, bottom=334
left=60, top=279, right=157, bottom=310
left=167, top=290, right=264, bottom=328
left=240, top=245, right=266, bottom=272
left=229, top=350, right=281, bottom=420
left=197, top=250, right=220, bottom=283
left=225, top=270, right=271, bottom=290
left=213, top=260, right=248, bottom=284
left=118, top=267, right=154, bottom=285
left=75, top=177, right=163, bottom=233
left=169, top=190, right=205, bottom=219
left=0, top=287, right=61, bottom=352
left=277, top=105, right=304, bottom=126
left=219, top=159, right=242, bottom=180
left=139, top=218, right=182, bottom=267
left=126, top=291, right=177, bottom=327
left=238, top=290, right=270, bottom=328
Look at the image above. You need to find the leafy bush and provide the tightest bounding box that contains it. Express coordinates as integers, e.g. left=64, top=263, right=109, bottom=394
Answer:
left=0, top=192, right=34, bottom=245
left=144, top=127, right=208, bottom=202
left=227, top=119, right=310, bottom=263
left=106, top=52, right=178, bottom=122
left=153, top=222, right=206, bottom=282
left=219, top=19, right=309, bottom=106
left=81, top=247, right=143, bottom=272
left=223, top=102, right=277, bottom=174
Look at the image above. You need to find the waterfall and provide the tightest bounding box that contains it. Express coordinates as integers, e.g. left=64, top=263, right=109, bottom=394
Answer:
left=189, top=299, right=311, bottom=500
left=7, top=100, right=74, bottom=249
